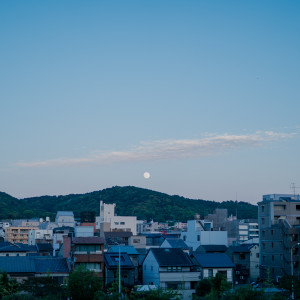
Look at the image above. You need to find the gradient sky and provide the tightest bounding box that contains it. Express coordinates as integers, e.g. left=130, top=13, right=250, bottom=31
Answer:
left=1, top=1, right=300, bottom=204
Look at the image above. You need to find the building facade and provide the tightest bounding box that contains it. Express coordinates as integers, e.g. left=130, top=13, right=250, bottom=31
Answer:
left=258, top=194, right=300, bottom=280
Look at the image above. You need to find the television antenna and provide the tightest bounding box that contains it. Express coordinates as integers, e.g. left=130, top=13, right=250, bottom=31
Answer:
left=290, top=183, right=300, bottom=199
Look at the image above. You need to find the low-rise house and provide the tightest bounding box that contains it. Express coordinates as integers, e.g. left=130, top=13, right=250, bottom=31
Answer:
left=104, top=252, right=135, bottom=287
left=142, top=248, right=199, bottom=300
left=190, top=252, right=235, bottom=283
left=0, top=256, right=70, bottom=283
left=128, top=235, right=146, bottom=249
left=36, top=243, right=53, bottom=256
left=226, top=245, right=251, bottom=284
left=109, top=245, right=140, bottom=284
left=0, top=242, right=38, bottom=256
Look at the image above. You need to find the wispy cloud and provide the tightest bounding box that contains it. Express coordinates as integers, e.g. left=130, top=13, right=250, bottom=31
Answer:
left=16, top=131, right=295, bottom=168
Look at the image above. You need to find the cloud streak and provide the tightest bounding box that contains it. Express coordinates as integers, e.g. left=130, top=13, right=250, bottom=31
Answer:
left=16, top=131, right=295, bottom=168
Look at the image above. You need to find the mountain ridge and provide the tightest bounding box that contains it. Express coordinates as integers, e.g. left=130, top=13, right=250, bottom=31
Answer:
left=0, top=186, right=258, bottom=222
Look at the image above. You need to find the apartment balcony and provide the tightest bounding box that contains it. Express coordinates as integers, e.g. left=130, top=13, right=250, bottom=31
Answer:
left=160, top=271, right=200, bottom=282
left=74, top=253, right=103, bottom=263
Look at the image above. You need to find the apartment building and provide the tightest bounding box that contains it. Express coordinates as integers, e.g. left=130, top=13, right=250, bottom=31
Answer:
left=258, top=194, right=300, bottom=280
left=5, top=226, right=38, bottom=244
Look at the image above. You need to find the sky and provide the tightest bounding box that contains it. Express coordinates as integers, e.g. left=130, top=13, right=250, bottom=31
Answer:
left=1, top=1, right=300, bottom=204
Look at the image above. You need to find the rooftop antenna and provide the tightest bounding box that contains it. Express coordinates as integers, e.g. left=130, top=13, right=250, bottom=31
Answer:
left=235, top=192, right=238, bottom=219
left=290, top=183, right=300, bottom=199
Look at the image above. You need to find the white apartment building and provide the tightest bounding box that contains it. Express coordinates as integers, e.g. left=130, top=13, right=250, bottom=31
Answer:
left=28, top=229, right=53, bottom=245
left=96, top=201, right=137, bottom=235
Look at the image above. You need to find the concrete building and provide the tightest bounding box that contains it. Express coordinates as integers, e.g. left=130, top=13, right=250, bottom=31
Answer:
left=28, top=229, right=53, bottom=245
left=238, top=220, right=259, bottom=244
left=97, top=201, right=137, bottom=235
left=5, top=226, right=39, bottom=244
left=55, top=211, right=75, bottom=228
left=180, top=220, right=228, bottom=251
left=258, top=194, right=300, bottom=280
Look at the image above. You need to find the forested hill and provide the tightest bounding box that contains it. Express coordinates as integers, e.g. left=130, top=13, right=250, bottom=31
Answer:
left=0, top=186, right=258, bottom=222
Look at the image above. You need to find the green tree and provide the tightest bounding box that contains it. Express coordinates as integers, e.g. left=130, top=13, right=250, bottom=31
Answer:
left=0, top=271, right=19, bottom=298
left=68, top=266, right=103, bottom=300
left=222, top=285, right=266, bottom=300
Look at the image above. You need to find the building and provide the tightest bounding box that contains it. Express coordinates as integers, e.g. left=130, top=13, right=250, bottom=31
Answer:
left=5, top=226, right=39, bottom=244
left=28, top=229, right=53, bottom=245
left=0, top=256, right=70, bottom=283
left=55, top=211, right=75, bottom=228
left=180, top=220, right=228, bottom=251
left=104, top=252, right=135, bottom=287
left=63, top=236, right=105, bottom=278
left=142, top=248, right=199, bottom=300
left=238, top=220, right=259, bottom=244
left=258, top=194, right=300, bottom=280
left=190, top=253, right=235, bottom=283
left=97, top=201, right=137, bottom=235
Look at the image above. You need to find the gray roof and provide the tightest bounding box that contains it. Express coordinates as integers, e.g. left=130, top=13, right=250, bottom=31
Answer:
left=0, top=257, right=70, bottom=274
left=56, top=211, right=74, bottom=217
left=0, top=243, right=37, bottom=253
left=164, top=238, right=189, bottom=250
left=191, top=253, right=235, bottom=268
left=150, top=248, right=192, bottom=267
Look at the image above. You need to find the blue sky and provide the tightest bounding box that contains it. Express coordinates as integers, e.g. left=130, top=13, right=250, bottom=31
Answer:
left=1, top=1, right=300, bottom=204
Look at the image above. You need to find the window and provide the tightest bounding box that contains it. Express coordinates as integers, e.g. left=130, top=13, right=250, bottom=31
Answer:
left=114, top=222, right=119, bottom=225
left=120, top=222, right=125, bottom=225
left=272, top=242, right=274, bottom=248
left=296, top=205, right=300, bottom=211
left=183, top=235, right=186, bottom=241
left=271, top=230, right=274, bottom=235
left=239, top=253, right=246, bottom=260
left=256, top=253, right=259, bottom=258
left=272, top=255, right=274, bottom=262
left=208, top=269, right=213, bottom=277
left=197, top=235, right=200, bottom=241
left=261, top=206, right=265, bottom=213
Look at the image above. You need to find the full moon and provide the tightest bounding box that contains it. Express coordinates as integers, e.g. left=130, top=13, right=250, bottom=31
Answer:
left=143, top=172, right=150, bottom=179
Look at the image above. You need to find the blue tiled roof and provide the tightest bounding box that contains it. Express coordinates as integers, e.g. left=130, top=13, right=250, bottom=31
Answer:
left=34, top=257, right=70, bottom=273
left=109, top=246, right=139, bottom=255
left=191, top=253, right=235, bottom=268
left=0, top=257, right=69, bottom=274
left=0, top=257, right=35, bottom=273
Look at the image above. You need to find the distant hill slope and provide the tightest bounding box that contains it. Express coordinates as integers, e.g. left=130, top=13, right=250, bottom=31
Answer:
left=0, top=186, right=258, bottom=222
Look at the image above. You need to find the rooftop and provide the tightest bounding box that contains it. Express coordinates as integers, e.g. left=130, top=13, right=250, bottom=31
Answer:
left=191, top=253, right=235, bottom=268
left=150, top=248, right=192, bottom=267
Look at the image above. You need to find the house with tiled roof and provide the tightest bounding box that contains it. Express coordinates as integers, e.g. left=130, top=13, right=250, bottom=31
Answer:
left=0, top=256, right=70, bottom=283
left=104, top=252, right=135, bottom=287
left=142, top=248, right=199, bottom=300
left=190, top=252, right=235, bottom=282
left=226, top=244, right=259, bottom=284
left=109, top=245, right=140, bottom=283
